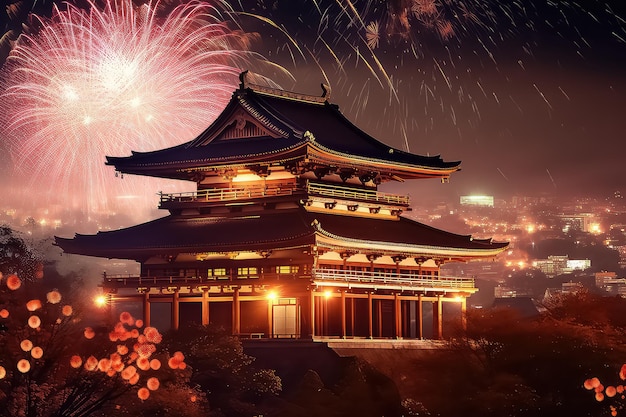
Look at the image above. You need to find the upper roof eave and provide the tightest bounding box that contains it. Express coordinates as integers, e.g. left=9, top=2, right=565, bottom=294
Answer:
left=105, top=80, right=462, bottom=179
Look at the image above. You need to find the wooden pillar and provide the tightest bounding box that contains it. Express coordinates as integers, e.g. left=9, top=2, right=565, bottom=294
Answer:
left=172, top=290, right=179, bottom=331
left=461, top=296, right=467, bottom=331
left=232, top=287, right=240, bottom=335
left=417, top=294, right=423, bottom=339
left=310, top=288, right=316, bottom=339
left=350, top=298, right=355, bottom=337
left=201, top=289, right=209, bottom=326
left=367, top=292, right=373, bottom=339
left=394, top=293, right=401, bottom=339
left=377, top=299, right=383, bottom=337
left=267, top=296, right=273, bottom=338
left=341, top=291, right=346, bottom=339
left=143, top=292, right=151, bottom=327
left=433, top=295, right=443, bottom=340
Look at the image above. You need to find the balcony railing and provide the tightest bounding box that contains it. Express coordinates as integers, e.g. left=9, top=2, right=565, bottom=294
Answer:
left=159, top=183, right=297, bottom=205
left=102, top=272, right=305, bottom=287
left=306, top=182, right=409, bottom=206
left=158, top=181, right=409, bottom=207
left=102, top=268, right=473, bottom=291
left=312, top=268, right=475, bottom=290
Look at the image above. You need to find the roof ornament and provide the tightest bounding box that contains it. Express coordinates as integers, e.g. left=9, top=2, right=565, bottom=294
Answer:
left=239, top=70, right=249, bottom=89
left=304, top=130, right=315, bottom=142
left=321, top=83, right=331, bottom=100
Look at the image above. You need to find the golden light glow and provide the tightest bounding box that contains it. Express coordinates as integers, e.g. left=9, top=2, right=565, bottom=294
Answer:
left=267, top=291, right=277, bottom=300
left=94, top=295, right=108, bottom=307
left=324, top=290, right=332, bottom=299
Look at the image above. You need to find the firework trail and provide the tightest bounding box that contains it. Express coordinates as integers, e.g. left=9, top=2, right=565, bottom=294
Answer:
left=0, top=0, right=285, bottom=218
left=239, top=0, right=624, bottom=156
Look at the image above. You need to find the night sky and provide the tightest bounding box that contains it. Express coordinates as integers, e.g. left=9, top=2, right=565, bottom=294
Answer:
left=1, top=0, right=625, bottom=222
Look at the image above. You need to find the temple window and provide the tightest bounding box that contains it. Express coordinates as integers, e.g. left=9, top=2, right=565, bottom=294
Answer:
left=207, top=268, right=228, bottom=280
left=277, top=265, right=299, bottom=274
left=237, top=267, right=259, bottom=279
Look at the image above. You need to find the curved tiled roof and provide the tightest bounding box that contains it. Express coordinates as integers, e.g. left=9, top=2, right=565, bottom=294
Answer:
left=106, top=84, right=460, bottom=179
left=55, top=209, right=507, bottom=261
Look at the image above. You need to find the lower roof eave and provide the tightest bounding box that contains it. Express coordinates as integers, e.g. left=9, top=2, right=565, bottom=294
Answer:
left=314, top=233, right=508, bottom=260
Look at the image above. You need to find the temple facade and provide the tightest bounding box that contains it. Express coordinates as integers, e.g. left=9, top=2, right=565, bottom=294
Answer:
left=56, top=72, right=508, bottom=341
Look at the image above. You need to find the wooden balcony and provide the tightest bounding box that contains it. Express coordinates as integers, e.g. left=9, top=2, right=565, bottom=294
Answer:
left=102, top=272, right=304, bottom=288
left=158, top=181, right=409, bottom=209
left=306, top=182, right=409, bottom=206
left=102, top=268, right=474, bottom=293
left=312, top=268, right=476, bottom=292
left=158, top=183, right=299, bottom=209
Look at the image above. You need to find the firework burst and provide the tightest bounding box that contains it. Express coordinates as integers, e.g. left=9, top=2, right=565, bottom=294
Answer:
left=0, top=0, right=283, bottom=217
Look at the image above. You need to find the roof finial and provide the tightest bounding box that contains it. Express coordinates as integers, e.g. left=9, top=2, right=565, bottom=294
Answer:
left=239, top=70, right=249, bottom=90
left=321, top=83, right=331, bottom=100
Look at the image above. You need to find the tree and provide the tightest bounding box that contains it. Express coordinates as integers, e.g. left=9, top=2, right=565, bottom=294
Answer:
left=0, top=228, right=202, bottom=416
left=163, top=324, right=281, bottom=417
left=0, top=225, right=43, bottom=281
left=440, top=304, right=626, bottom=417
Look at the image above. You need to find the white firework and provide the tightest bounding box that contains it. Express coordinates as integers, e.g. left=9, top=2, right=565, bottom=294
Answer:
left=0, top=0, right=278, bottom=218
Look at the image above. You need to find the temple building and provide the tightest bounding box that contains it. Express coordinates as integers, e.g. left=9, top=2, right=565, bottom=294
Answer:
left=55, top=72, right=508, bottom=341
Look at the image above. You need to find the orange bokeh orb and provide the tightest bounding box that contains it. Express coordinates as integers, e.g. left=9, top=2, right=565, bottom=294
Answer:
left=121, top=365, right=137, bottom=380
left=26, top=299, right=42, bottom=312
left=20, top=339, right=33, bottom=352
left=0, top=366, right=6, bottom=379
left=607, top=386, right=617, bottom=397
left=31, top=346, right=43, bottom=359
left=84, top=327, right=95, bottom=339
left=146, top=377, right=160, bottom=391
left=137, top=387, right=150, bottom=400
left=6, top=274, right=21, bottom=290
left=98, top=358, right=112, bottom=372
left=28, top=315, right=41, bottom=329
left=144, top=327, right=162, bottom=344
left=84, top=356, right=98, bottom=371
left=119, top=312, right=133, bottom=325
left=70, top=355, right=82, bottom=368
left=168, top=357, right=180, bottom=369
left=149, top=359, right=161, bottom=370
left=17, top=359, right=30, bottom=373
left=46, top=290, right=62, bottom=304
left=0, top=309, right=8, bottom=319
left=137, top=357, right=150, bottom=371
left=596, top=392, right=605, bottom=402
left=62, top=305, right=73, bottom=316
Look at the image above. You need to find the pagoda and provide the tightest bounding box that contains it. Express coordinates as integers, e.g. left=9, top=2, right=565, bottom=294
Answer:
left=56, top=71, right=508, bottom=341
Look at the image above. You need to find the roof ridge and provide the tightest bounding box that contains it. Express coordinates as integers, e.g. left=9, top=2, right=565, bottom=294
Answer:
left=239, top=70, right=329, bottom=104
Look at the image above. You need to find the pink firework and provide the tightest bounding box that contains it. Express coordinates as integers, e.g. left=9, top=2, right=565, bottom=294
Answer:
left=0, top=0, right=278, bottom=218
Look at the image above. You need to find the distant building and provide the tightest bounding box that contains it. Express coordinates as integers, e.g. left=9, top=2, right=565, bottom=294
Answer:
left=595, top=271, right=618, bottom=287
left=594, top=271, right=626, bottom=296
left=561, top=281, right=584, bottom=294
left=494, top=286, right=532, bottom=299
left=558, top=213, right=595, bottom=233
left=532, top=255, right=591, bottom=277
left=460, top=195, right=494, bottom=208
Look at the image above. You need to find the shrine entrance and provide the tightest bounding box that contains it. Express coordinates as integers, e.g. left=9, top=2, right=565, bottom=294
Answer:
left=272, top=299, right=299, bottom=338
